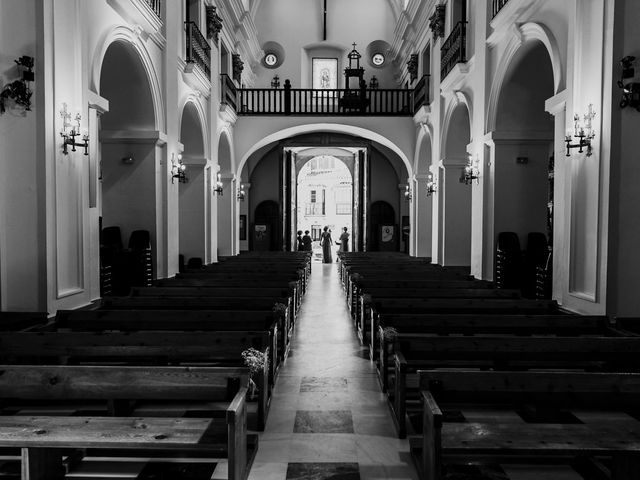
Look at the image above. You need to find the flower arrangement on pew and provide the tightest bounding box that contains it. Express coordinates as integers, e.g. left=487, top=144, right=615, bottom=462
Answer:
left=382, top=327, right=398, bottom=341
left=272, top=302, right=287, bottom=318
left=241, top=347, right=269, bottom=400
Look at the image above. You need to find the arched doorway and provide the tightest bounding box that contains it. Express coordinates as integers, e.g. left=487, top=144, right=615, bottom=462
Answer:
left=440, top=102, right=472, bottom=266
left=99, top=40, right=158, bottom=292
left=297, top=155, right=353, bottom=259
left=492, top=40, right=555, bottom=296
left=178, top=102, right=207, bottom=267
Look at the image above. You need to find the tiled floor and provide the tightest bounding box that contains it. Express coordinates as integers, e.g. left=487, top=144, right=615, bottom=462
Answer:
left=244, top=262, right=418, bottom=480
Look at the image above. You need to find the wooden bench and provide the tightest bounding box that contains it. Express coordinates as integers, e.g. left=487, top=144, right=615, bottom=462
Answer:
left=389, top=335, right=640, bottom=437
left=0, top=312, right=49, bottom=331
left=0, top=331, right=272, bottom=431
left=371, top=313, right=617, bottom=365
left=414, top=370, right=640, bottom=480
left=355, top=288, right=521, bottom=345
left=52, top=309, right=283, bottom=382
left=0, top=364, right=256, bottom=480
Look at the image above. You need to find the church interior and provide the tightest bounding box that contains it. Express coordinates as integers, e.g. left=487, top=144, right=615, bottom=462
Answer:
left=1, top=0, right=640, bottom=479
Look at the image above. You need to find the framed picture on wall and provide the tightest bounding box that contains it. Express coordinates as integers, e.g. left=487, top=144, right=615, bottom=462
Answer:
left=239, top=215, right=247, bottom=241
left=312, top=58, right=338, bottom=92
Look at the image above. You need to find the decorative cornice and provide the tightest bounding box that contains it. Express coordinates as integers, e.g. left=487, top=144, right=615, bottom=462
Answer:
left=429, top=4, right=446, bottom=41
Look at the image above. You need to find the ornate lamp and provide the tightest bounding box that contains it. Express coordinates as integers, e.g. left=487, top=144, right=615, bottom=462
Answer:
left=426, top=174, right=437, bottom=196
left=214, top=173, right=223, bottom=195
left=461, top=156, right=480, bottom=185
left=171, top=153, right=187, bottom=183
left=404, top=184, right=413, bottom=202
left=237, top=183, right=246, bottom=201
left=565, top=104, right=596, bottom=156
left=271, top=74, right=280, bottom=89
left=60, top=103, right=89, bottom=155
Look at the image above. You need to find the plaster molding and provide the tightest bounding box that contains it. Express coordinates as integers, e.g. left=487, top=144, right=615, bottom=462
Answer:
left=90, top=24, right=166, bottom=131
left=87, top=91, right=109, bottom=115
left=439, top=57, right=472, bottom=95
left=179, top=57, right=212, bottom=98
left=487, top=0, right=545, bottom=46
left=100, top=129, right=167, bottom=146
left=545, top=89, right=568, bottom=116
left=219, top=102, right=238, bottom=127
left=486, top=22, right=564, bottom=132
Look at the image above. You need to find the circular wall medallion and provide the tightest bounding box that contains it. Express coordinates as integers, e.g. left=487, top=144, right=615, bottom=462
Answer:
left=265, top=53, right=278, bottom=67
left=372, top=53, right=385, bottom=66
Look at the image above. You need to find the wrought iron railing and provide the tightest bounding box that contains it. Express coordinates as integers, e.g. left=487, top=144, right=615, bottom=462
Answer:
left=220, top=74, right=237, bottom=110
left=185, top=21, right=211, bottom=77
left=237, top=85, right=413, bottom=116
left=441, top=21, right=467, bottom=81
left=413, top=75, right=430, bottom=111
left=143, top=0, right=161, bottom=18
left=492, top=0, right=510, bottom=18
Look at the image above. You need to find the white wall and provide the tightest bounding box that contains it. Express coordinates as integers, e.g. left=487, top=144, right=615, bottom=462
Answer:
left=0, top=0, right=46, bottom=311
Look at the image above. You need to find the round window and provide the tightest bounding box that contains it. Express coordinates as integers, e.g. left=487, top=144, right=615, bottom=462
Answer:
left=372, top=53, right=385, bottom=66
left=264, top=53, right=278, bottom=67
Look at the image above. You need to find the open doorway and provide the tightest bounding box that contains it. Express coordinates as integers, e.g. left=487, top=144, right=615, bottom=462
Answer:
left=296, top=155, right=353, bottom=261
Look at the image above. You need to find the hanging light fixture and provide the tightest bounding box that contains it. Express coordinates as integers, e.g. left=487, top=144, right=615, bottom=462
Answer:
left=565, top=104, right=596, bottom=156
left=461, top=155, right=480, bottom=185
left=271, top=74, right=280, bottom=89
left=214, top=172, right=223, bottom=195
left=60, top=103, right=89, bottom=155
left=426, top=173, right=437, bottom=196
left=404, top=184, right=413, bottom=201
left=237, top=183, right=246, bottom=201
left=171, top=153, right=187, bottom=183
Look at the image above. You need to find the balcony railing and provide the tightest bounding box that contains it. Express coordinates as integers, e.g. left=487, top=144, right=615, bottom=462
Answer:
left=441, top=21, right=467, bottom=81
left=237, top=84, right=414, bottom=116
left=185, top=21, right=211, bottom=78
left=492, top=0, right=510, bottom=18
left=143, top=0, right=161, bottom=18
left=413, top=75, right=431, bottom=111
left=220, top=74, right=238, bottom=111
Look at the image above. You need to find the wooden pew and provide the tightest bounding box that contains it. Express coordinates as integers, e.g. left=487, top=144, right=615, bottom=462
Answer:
left=355, top=288, right=521, bottom=345
left=365, top=299, right=560, bottom=360
left=0, top=364, right=256, bottom=480
left=389, top=335, right=640, bottom=438
left=371, top=313, right=615, bottom=365
left=0, top=331, right=272, bottom=431
left=0, top=312, right=49, bottom=331
left=52, top=309, right=282, bottom=382
left=413, top=370, right=640, bottom=480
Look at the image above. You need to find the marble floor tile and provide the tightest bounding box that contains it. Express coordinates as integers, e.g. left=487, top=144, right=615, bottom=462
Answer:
left=246, top=462, right=289, bottom=480
left=300, top=376, right=348, bottom=392
left=286, top=434, right=358, bottom=462
left=286, top=462, right=360, bottom=480
left=294, top=410, right=355, bottom=433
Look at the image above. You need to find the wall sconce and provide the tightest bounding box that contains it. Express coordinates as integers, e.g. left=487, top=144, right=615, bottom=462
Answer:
left=171, top=153, right=187, bottom=183
left=237, top=183, right=246, bottom=201
left=565, top=104, right=595, bottom=157
left=214, top=172, right=223, bottom=195
left=461, top=156, right=480, bottom=185
left=60, top=103, right=89, bottom=155
left=404, top=184, right=413, bottom=202
left=369, top=76, right=379, bottom=89
left=426, top=173, right=437, bottom=196
left=0, top=56, right=34, bottom=114
left=271, top=74, right=280, bottom=89
left=618, top=56, right=640, bottom=111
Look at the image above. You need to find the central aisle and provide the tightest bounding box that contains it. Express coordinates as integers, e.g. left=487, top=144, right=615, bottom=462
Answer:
left=247, top=262, right=418, bottom=480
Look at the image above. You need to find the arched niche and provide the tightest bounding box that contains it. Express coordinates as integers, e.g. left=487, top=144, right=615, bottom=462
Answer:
left=493, top=40, right=555, bottom=296
left=217, top=131, right=234, bottom=256
left=440, top=101, right=472, bottom=266
left=99, top=40, right=159, bottom=283
left=179, top=102, right=207, bottom=266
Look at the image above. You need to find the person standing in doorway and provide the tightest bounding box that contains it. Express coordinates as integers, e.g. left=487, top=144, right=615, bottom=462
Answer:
left=296, top=230, right=304, bottom=251
left=302, top=230, right=312, bottom=252
left=337, top=227, right=350, bottom=253
left=320, top=226, right=333, bottom=263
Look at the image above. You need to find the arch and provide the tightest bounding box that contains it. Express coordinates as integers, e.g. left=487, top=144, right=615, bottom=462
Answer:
left=441, top=98, right=472, bottom=162
left=178, top=96, right=209, bottom=158
left=440, top=92, right=472, bottom=160
left=237, top=123, right=412, bottom=179
left=217, top=128, right=234, bottom=172
left=414, top=123, right=434, bottom=174
left=91, top=25, right=165, bottom=130
left=486, top=22, right=563, bottom=132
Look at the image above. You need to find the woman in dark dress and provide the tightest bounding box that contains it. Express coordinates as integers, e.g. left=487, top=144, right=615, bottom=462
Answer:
left=320, top=226, right=333, bottom=263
